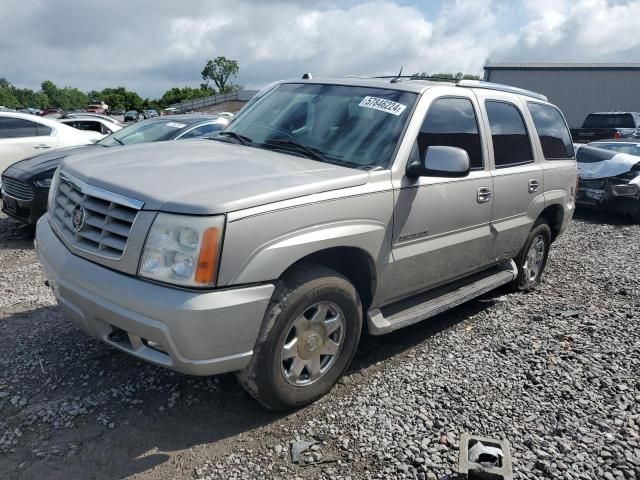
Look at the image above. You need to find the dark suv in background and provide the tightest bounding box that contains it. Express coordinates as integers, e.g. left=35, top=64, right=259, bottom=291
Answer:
left=571, top=112, right=640, bottom=143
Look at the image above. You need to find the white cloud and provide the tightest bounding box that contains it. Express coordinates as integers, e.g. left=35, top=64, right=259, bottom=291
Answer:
left=502, top=0, right=640, bottom=61
left=0, top=0, right=638, bottom=97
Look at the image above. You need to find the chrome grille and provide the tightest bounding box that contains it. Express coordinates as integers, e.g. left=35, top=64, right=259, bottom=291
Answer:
left=1, top=176, right=34, bottom=201
left=51, top=173, right=142, bottom=259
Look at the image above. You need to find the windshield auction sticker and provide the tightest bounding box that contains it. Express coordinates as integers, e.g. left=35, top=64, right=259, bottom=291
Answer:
left=358, top=96, right=407, bottom=116
left=166, top=122, right=187, bottom=129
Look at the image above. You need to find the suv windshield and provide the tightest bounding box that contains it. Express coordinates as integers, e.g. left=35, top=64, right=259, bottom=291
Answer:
left=98, top=119, right=188, bottom=146
left=224, top=83, right=417, bottom=168
left=583, top=113, right=635, bottom=129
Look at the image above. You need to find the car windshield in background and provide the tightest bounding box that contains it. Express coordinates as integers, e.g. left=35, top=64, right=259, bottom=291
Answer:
left=224, top=83, right=417, bottom=169
left=591, top=142, right=640, bottom=157
left=583, top=113, right=635, bottom=129
left=98, top=119, right=188, bottom=146
left=576, top=145, right=617, bottom=163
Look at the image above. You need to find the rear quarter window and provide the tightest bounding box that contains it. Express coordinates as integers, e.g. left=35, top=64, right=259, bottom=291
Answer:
left=528, top=103, right=574, bottom=160
left=37, top=124, right=52, bottom=136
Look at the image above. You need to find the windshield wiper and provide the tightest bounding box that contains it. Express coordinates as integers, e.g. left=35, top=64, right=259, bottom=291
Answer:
left=265, top=139, right=367, bottom=170
left=215, top=131, right=252, bottom=146
left=263, top=138, right=333, bottom=163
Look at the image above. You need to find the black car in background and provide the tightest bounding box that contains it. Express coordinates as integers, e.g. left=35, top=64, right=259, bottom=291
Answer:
left=1, top=115, right=229, bottom=225
left=123, top=110, right=142, bottom=122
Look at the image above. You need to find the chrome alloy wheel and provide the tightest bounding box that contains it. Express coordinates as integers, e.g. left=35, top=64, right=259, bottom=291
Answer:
left=523, top=234, right=546, bottom=283
left=280, top=301, right=346, bottom=386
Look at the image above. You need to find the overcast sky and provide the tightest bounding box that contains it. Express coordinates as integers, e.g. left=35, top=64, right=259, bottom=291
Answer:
left=1, top=0, right=639, bottom=98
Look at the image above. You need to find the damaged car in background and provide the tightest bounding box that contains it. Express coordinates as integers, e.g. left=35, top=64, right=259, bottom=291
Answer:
left=575, top=144, right=640, bottom=220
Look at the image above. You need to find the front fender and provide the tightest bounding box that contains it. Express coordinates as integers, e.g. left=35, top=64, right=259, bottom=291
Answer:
left=226, top=219, right=387, bottom=285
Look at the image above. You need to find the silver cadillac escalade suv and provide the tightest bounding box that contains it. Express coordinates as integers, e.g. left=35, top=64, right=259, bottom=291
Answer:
left=35, top=77, right=577, bottom=410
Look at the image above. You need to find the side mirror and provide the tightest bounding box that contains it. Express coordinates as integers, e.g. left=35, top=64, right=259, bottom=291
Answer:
left=407, top=145, right=471, bottom=178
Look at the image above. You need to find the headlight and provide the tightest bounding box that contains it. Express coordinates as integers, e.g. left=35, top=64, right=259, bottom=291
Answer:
left=139, top=213, right=225, bottom=287
left=47, top=169, right=61, bottom=213
left=35, top=178, right=52, bottom=188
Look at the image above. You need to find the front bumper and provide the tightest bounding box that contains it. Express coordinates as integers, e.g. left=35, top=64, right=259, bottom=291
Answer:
left=577, top=179, right=640, bottom=216
left=1, top=186, right=48, bottom=225
left=36, top=216, right=275, bottom=376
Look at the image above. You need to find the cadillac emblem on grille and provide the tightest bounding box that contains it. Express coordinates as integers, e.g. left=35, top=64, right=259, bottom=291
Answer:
left=71, top=204, right=86, bottom=232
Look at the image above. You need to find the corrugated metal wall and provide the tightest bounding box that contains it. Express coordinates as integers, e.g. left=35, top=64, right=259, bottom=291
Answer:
left=484, top=68, right=640, bottom=127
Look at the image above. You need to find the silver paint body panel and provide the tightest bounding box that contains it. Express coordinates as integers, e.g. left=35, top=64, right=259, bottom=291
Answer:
left=36, top=78, right=577, bottom=376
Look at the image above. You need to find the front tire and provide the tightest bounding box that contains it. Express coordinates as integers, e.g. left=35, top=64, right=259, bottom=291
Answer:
left=237, top=265, right=362, bottom=411
left=510, top=220, right=552, bottom=291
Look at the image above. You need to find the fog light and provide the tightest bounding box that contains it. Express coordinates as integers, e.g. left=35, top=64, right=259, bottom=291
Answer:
left=142, top=338, right=167, bottom=354
left=611, top=184, right=639, bottom=197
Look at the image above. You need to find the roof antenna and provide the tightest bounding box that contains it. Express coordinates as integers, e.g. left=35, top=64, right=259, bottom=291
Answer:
left=390, top=67, right=403, bottom=83
left=301, top=72, right=312, bottom=79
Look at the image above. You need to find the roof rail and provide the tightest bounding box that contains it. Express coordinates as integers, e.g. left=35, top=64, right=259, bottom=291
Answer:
left=372, top=75, right=456, bottom=83
left=456, top=80, right=548, bottom=101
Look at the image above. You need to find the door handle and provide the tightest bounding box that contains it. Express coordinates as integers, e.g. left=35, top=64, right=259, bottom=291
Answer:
left=477, top=187, right=492, bottom=203
left=528, top=179, right=540, bottom=193
left=34, top=144, right=52, bottom=149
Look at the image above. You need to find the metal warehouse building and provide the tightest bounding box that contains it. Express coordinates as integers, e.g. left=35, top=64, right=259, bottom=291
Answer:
left=483, top=63, right=640, bottom=127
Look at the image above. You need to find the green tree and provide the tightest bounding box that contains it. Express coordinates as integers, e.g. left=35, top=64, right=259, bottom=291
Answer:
left=89, top=87, right=144, bottom=111
left=159, top=85, right=216, bottom=107
left=13, top=88, right=47, bottom=109
left=0, top=78, right=19, bottom=108
left=40, top=80, right=88, bottom=110
left=201, top=56, right=239, bottom=93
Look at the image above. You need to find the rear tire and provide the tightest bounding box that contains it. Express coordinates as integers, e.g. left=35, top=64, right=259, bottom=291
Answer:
left=509, top=219, right=552, bottom=292
left=237, top=265, right=362, bottom=411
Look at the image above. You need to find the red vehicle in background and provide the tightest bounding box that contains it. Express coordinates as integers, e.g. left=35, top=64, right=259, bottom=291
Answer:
left=39, top=107, right=64, bottom=117
left=86, top=101, right=109, bottom=115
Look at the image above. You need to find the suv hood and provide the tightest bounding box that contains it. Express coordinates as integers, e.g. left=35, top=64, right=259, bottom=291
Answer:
left=61, top=140, right=371, bottom=214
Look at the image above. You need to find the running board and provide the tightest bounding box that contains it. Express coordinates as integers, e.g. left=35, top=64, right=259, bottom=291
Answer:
left=367, top=260, right=518, bottom=335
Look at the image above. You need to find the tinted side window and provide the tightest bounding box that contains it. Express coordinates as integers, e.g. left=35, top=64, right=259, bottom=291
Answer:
left=37, top=124, right=52, bottom=136
left=67, top=121, right=102, bottom=133
left=528, top=103, right=574, bottom=159
left=485, top=101, right=533, bottom=167
left=417, top=97, right=483, bottom=169
left=0, top=117, right=39, bottom=139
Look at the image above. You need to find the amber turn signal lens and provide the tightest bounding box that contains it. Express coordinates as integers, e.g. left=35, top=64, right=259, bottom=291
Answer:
left=195, top=227, right=220, bottom=284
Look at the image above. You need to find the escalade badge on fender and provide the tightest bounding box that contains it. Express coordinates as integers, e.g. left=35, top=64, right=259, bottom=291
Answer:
left=71, top=204, right=86, bottom=232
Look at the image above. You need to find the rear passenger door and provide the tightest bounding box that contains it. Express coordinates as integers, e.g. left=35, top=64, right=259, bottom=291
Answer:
left=527, top=102, right=576, bottom=220
left=391, top=94, right=494, bottom=300
left=479, top=93, right=544, bottom=260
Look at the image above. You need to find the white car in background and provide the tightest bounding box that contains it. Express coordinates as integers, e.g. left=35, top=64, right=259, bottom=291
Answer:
left=0, top=112, right=102, bottom=176
left=57, top=116, right=123, bottom=136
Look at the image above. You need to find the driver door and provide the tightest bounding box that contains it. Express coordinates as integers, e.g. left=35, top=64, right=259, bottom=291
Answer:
left=390, top=95, right=495, bottom=301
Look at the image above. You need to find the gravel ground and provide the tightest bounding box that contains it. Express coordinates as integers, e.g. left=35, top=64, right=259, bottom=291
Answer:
left=0, top=209, right=638, bottom=480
